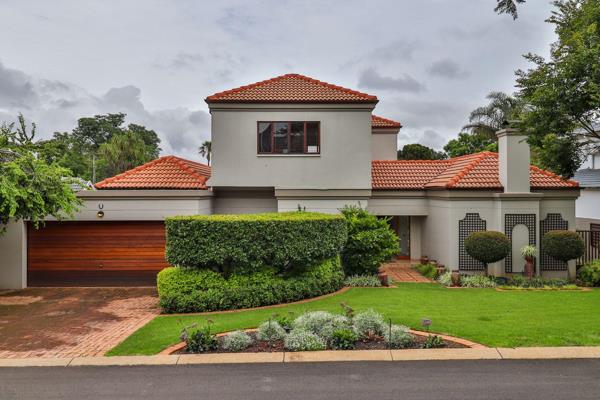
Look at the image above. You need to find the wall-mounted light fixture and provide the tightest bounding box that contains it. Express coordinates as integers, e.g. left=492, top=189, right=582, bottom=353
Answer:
left=97, top=210, right=105, bottom=218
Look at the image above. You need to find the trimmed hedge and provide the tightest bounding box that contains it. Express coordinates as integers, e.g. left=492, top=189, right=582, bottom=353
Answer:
left=464, top=231, right=511, bottom=264
left=165, top=212, right=347, bottom=273
left=541, top=230, right=585, bottom=262
left=157, top=256, right=345, bottom=313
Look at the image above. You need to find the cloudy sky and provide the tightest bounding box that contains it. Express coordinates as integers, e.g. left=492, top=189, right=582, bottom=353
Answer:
left=0, top=0, right=556, bottom=162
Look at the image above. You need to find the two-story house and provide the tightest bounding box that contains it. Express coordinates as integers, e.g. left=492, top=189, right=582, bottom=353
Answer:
left=0, top=74, right=580, bottom=289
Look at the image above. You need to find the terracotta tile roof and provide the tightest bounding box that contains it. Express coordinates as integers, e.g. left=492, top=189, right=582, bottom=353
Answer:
left=206, top=73, right=378, bottom=104
left=372, top=114, right=402, bottom=129
left=372, top=151, right=579, bottom=190
left=95, top=156, right=210, bottom=190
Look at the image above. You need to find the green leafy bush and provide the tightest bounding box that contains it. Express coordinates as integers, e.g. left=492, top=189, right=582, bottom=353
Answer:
left=423, top=335, right=445, bottom=349
left=578, top=260, right=600, bottom=287
left=330, top=329, right=358, bottom=350
left=222, top=330, right=253, bottom=352
left=383, top=325, right=414, bottom=349
left=291, top=311, right=349, bottom=341
left=352, top=309, right=386, bottom=338
left=340, top=206, right=400, bottom=275
left=542, top=230, right=585, bottom=262
left=415, top=263, right=438, bottom=279
left=165, top=212, right=347, bottom=273
left=460, top=275, right=497, bottom=288
left=257, top=321, right=286, bottom=342
left=344, top=275, right=382, bottom=287
left=185, top=328, right=218, bottom=353
left=284, top=330, right=326, bottom=351
left=464, top=231, right=511, bottom=264
left=157, top=257, right=345, bottom=313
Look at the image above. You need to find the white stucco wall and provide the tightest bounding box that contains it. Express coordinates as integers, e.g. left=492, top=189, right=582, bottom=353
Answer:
left=209, top=104, right=374, bottom=190
left=0, top=221, right=27, bottom=289
left=498, top=130, right=531, bottom=193
left=214, top=190, right=277, bottom=214
left=70, top=190, right=213, bottom=221
left=576, top=189, right=600, bottom=220
left=371, top=133, right=398, bottom=160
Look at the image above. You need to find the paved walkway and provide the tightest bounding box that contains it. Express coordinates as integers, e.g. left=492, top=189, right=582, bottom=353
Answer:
left=0, top=288, right=159, bottom=359
left=381, top=259, right=432, bottom=282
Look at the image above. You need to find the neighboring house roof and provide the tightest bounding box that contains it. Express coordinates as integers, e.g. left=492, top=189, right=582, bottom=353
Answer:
left=372, top=115, right=402, bottom=129
left=573, top=168, right=600, bottom=188
left=95, top=156, right=211, bottom=190
left=372, top=151, right=578, bottom=190
left=206, top=73, right=378, bottom=104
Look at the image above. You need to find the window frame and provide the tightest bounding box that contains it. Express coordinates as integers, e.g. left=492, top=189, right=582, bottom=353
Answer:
left=256, top=121, right=320, bottom=155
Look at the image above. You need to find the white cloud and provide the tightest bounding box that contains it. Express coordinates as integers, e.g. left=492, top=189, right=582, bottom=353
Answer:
left=358, top=68, right=425, bottom=93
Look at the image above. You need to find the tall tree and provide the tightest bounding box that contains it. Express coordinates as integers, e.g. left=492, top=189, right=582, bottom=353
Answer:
left=444, top=133, right=498, bottom=158
left=0, top=118, right=80, bottom=234
left=463, top=92, right=524, bottom=140
left=516, top=0, right=600, bottom=177
left=199, top=140, right=212, bottom=165
left=98, top=131, right=154, bottom=178
left=495, top=0, right=527, bottom=19
left=397, top=143, right=446, bottom=160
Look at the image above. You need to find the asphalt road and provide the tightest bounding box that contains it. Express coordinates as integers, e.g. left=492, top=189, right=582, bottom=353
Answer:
left=1, top=359, right=599, bottom=400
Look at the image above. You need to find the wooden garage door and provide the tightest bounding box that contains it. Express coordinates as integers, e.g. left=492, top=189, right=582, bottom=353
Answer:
left=27, top=221, right=168, bottom=287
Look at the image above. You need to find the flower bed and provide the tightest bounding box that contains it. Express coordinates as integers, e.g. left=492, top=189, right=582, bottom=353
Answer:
left=170, top=308, right=469, bottom=355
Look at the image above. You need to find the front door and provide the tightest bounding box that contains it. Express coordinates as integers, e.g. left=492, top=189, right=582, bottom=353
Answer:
left=389, top=216, right=410, bottom=259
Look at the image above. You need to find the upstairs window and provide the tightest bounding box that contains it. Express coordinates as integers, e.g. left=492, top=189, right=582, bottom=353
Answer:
left=257, top=121, right=320, bottom=154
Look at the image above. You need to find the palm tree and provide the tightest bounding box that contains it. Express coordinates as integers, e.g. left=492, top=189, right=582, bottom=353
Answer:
left=463, top=92, right=523, bottom=140
left=495, top=0, right=526, bottom=19
left=199, top=140, right=212, bottom=166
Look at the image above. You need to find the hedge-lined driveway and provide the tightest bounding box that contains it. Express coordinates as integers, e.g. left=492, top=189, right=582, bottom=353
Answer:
left=0, top=287, right=158, bottom=358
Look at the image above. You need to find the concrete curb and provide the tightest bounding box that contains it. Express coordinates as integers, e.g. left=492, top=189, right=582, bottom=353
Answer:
left=1, top=347, right=599, bottom=367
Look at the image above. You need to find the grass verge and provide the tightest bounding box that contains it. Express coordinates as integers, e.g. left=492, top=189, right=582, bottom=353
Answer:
left=108, top=283, right=600, bottom=356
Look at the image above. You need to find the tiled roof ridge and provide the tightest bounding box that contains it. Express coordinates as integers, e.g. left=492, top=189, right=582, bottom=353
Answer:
left=169, top=156, right=209, bottom=185
left=94, top=156, right=168, bottom=188
left=205, top=73, right=378, bottom=102
left=445, top=152, right=491, bottom=188
left=530, top=164, right=579, bottom=187
left=372, top=114, right=402, bottom=128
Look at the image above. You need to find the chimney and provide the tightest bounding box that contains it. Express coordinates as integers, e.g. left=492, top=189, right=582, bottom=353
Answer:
left=496, top=128, right=530, bottom=193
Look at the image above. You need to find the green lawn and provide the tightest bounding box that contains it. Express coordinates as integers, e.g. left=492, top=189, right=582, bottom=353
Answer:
left=108, top=283, right=600, bottom=356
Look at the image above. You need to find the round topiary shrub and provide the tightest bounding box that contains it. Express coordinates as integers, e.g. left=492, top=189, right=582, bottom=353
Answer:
left=284, top=330, right=326, bottom=351
left=464, top=231, right=511, bottom=264
left=541, top=230, right=585, bottom=262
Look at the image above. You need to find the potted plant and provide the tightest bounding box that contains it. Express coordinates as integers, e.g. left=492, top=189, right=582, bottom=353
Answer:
left=420, top=255, right=429, bottom=265
left=520, top=245, right=537, bottom=279
left=450, top=270, right=461, bottom=286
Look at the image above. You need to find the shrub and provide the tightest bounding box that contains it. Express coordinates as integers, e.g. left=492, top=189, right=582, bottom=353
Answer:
left=464, top=231, right=511, bottom=264
left=344, top=275, right=382, bottom=287
left=165, top=212, right=347, bottom=273
left=507, top=275, right=570, bottom=289
left=222, top=330, right=253, bottom=352
left=284, top=330, right=326, bottom=351
left=423, top=335, right=445, bottom=349
left=157, top=257, right=345, bottom=313
left=340, top=206, right=400, bottom=275
left=383, top=325, right=414, bottom=349
left=520, top=245, right=537, bottom=259
left=578, top=260, right=600, bottom=287
left=257, top=320, right=286, bottom=342
left=542, top=230, right=585, bottom=262
left=292, top=311, right=349, bottom=341
left=437, top=272, right=453, bottom=287
left=352, top=309, right=386, bottom=338
left=415, top=263, right=438, bottom=279
left=185, top=328, right=218, bottom=353
left=330, top=329, right=358, bottom=350
left=460, top=275, right=497, bottom=288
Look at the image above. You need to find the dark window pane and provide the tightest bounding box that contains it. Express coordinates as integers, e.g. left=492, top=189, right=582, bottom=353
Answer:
left=290, top=122, right=304, bottom=153
left=258, top=122, right=272, bottom=153
left=306, top=122, right=319, bottom=153
left=274, top=122, right=289, bottom=153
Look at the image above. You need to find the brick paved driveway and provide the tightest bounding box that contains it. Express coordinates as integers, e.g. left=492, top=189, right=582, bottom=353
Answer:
left=0, top=287, right=159, bottom=358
